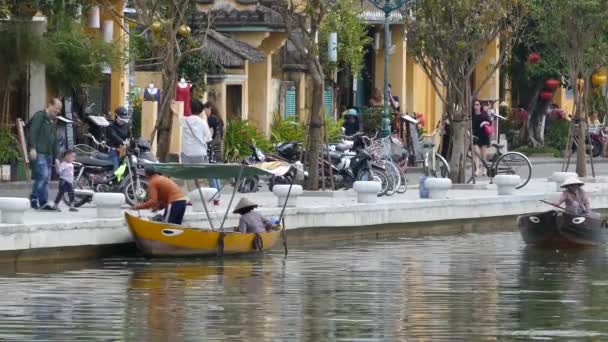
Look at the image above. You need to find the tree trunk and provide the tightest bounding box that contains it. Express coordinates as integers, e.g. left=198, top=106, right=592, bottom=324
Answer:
left=448, top=118, right=468, bottom=183
left=154, top=52, right=178, bottom=162
left=305, top=76, right=324, bottom=190
left=575, top=95, right=587, bottom=177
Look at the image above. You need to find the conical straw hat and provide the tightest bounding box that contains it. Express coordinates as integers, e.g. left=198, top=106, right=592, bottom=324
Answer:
left=233, top=197, right=259, bottom=213
left=561, top=177, right=584, bottom=188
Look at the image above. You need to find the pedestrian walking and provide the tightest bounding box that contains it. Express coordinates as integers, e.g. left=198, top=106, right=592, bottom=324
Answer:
left=29, top=97, right=61, bottom=210
left=205, top=101, right=223, bottom=206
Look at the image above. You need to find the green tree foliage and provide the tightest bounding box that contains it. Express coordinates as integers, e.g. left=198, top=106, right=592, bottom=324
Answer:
left=45, top=19, right=123, bottom=94
left=319, top=0, right=371, bottom=76
left=406, top=0, right=525, bottom=182
left=177, top=37, right=223, bottom=99
left=223, top=118, right=271, bottom=162
left=530, top=0, right=608, bottom=176
left=271, top=113, right=305, bottom=144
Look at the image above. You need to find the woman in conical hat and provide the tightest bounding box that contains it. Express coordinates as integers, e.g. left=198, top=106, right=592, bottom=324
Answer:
left=233, top=198, right=272, bottom=233
left=556, top=177, right=592, bottom=215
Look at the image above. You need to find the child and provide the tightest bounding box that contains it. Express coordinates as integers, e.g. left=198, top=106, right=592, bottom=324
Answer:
left=52, top=150, right=78, bottom=212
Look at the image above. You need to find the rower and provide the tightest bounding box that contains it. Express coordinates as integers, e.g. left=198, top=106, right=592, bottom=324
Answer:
left=556, top=177, right=597, bottom=218
left=132, top=167, right=187, bottom=224
left=232, top=198, right=272, bottom=233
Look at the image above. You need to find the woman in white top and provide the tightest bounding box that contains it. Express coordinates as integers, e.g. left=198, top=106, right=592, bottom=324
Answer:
left=180, top=99, right=212, bottom=164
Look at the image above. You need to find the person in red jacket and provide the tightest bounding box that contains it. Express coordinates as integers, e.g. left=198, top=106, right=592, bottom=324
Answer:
left=132, top=168, right=187, bottom=224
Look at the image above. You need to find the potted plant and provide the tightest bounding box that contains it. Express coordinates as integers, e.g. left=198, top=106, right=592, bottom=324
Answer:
left=0, top=128, right=20, bottom=181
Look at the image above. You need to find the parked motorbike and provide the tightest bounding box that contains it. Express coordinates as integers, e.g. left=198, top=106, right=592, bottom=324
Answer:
left=239, top=144, right=301, bottom=193
left=322, top=133, right=389, bottom=195
left=67, top=134, right=153, bottom=207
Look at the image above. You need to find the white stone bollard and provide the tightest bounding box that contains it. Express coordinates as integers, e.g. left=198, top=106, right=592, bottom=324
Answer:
left=551, top=172, right=578, bottom=191
left=273, top=184, right=304, bottom=207
left=353, top=181, right=381, bottom=204
left=93, top=193, right=125, bottom=218
left=188, top=188, right=218, bottom=212
left=494, top=175, right=521, bottom=195
left=425, top=178, right=452, bottom=199
left=0, top=197, right=30, bottom=224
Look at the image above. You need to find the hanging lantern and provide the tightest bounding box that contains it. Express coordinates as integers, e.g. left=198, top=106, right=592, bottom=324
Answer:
left=544, top=78, right=559, bottom=91
left=592, top=74, right=607, bottom=86
left=178, top=25, right=191, bottom=37
left=87, top=6, right=100, bottom=28
left=539, top=91, right=553, bottom=101
left=151, top=21, right=162, bottom=33
left=101, top=20, right=114, bottom=43
left=528, top=52, right=540, bottom=64
left=328, top=32, right=338, bottom=63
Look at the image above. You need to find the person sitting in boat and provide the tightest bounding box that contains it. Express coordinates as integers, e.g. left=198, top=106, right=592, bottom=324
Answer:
left=132, top=167, right=187, bottom=225
left=233, top=198, right=272, bottom=233
left=556, top=177, right=595, bottom=216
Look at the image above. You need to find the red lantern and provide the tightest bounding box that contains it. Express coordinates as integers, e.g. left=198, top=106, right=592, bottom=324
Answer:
left=545, top=78, right=559, bottom=91
left=539, top=91, right=553, bottom=101
left=528, top=52, right=540, bottom=64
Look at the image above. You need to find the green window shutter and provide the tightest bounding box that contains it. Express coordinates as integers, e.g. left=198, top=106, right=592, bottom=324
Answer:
left=323, top=89, right=333, bottom=118
left=284, top=90, right=296, bottom=118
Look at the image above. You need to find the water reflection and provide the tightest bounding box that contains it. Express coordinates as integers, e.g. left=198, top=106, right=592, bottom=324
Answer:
left=509, top=247, right=608, bottom=340
left=2, top=232, right=608, bottom=340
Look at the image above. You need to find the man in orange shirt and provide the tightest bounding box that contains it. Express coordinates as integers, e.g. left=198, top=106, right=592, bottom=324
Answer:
left=132, top=168, right=187, bottom=224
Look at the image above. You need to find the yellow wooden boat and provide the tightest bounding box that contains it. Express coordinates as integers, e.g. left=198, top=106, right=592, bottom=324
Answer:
left=125, top=213, right=281, bottom=257
left=125, top=163, right=290, bottom=257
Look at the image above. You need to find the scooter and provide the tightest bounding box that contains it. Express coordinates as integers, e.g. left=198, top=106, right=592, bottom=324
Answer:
left=67, top=134, right=153, bottom=207
left=239, top=144, right=302, bottom=193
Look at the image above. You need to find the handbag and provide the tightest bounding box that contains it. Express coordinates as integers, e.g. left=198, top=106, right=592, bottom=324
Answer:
left=483, top=123, right=494, bottom=136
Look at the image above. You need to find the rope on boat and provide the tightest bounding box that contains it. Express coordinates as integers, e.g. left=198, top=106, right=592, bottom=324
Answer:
left=219, top=166, right=245, bottom=231
left=195, top=179, right=216, bottom=231
left=253, top=233, right=264, bottom=251
left=217, top=232, right=225, bottom=257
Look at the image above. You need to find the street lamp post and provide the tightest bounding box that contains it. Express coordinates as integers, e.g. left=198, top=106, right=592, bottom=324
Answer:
left=368, top=0, right=412, bottom=137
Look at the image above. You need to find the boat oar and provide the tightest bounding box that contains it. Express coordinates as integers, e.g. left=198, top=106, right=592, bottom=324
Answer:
left=539, top=200, right=597, bottom=218
left=539, top=200, right=569, bottom=212
left=277, top=166, right=296, bottom=257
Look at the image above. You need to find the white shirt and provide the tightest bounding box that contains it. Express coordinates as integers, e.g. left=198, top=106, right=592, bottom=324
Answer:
left=181, top=115, right=212, bottom=157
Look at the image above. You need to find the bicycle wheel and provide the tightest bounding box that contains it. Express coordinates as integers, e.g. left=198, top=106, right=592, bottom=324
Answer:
left=357, top=168, right=390, bottom=197
left=494, top=152, right=532, bottom=189
left=380, top=159, right=401, bottom=196
left=431, top=154, right=450, bottom=178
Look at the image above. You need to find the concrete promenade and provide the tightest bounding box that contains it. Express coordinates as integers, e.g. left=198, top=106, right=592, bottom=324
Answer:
left=1, top=175, right=608, bottom=262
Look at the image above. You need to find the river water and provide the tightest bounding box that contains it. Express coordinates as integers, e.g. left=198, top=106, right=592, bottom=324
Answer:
left=1, top=231, right=608, bottom=341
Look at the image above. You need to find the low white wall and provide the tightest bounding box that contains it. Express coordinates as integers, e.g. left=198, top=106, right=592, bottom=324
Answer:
left=1, top=190, right=607, bottom=253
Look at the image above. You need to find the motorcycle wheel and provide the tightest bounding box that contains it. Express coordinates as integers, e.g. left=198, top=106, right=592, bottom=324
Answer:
left=123, top=179, right=149, bottom=206
left=268, top=174, right=291, bottom=192
left=238, top=176, right=259, bottom=193
left=63, top=175, right=93, bottom=208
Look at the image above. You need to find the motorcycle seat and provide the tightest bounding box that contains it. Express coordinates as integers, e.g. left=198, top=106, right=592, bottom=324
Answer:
left=334, top=143, right=349, bottom=152
left=329, top=152, right=343, bottom=163
left=75, top=156, right=114, bottom=168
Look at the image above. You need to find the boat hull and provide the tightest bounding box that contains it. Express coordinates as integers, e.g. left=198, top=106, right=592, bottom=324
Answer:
left=518, top=210, right=607, bottom=248
left=125, top=213, right=281, bottom=257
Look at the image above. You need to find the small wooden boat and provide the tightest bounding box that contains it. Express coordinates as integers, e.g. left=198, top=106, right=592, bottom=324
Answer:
left=125, top=163, right=291, bottom=257
left=518, top=210, right=608, bottom=248
left=125, top=213, right=281, bottom=257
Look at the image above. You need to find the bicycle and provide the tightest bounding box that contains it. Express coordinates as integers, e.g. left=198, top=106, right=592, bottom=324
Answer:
left=467, top=139, right=532, bottom=189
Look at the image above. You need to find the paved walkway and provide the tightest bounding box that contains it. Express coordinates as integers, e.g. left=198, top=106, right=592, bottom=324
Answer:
left=10, top=177, right=608, bottom=227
